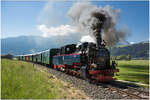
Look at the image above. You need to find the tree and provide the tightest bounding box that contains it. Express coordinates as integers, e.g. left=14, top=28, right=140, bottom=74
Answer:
left=126, top=54, right=131, bottom=60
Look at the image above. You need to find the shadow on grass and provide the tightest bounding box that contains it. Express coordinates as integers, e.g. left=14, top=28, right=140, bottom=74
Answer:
left=109, top=80, right=141, bottom=88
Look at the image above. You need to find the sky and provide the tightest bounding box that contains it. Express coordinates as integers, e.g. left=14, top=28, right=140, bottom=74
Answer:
left=2, top=1, right=149, bottom=44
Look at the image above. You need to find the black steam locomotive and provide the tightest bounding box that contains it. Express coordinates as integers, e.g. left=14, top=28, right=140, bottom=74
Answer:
left=52, top=39, right=119, bottom=82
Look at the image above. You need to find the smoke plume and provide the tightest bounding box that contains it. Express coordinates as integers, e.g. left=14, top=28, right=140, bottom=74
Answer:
left=68, top=2, right=127, bottom=46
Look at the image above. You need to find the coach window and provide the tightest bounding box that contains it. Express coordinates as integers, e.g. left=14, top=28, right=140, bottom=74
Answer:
left=66, top=47, right=70, bottom=51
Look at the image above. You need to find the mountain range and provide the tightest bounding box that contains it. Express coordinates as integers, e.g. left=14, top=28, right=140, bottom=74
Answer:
left=1, top=36, right=149, bottom=59
left=1, top=36, right=58, bottom=55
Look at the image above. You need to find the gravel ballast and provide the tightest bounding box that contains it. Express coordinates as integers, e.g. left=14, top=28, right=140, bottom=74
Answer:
left=36, top=64, right=149, bottom=99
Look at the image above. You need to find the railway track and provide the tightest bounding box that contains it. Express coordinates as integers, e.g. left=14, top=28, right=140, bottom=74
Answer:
left=97, top=82, right=149, bottom=99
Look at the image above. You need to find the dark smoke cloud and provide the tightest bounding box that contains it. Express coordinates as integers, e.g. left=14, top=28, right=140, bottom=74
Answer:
left=68, top=2, right=128, bottom=46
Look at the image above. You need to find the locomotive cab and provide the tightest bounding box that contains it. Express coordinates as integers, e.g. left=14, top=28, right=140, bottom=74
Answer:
left=60, top=44, right=76, bottom=54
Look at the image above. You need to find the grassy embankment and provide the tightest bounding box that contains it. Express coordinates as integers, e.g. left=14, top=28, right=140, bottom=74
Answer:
left=2, top=59, right=88, bottom=99
left=115, top=60, right=149, bottom=85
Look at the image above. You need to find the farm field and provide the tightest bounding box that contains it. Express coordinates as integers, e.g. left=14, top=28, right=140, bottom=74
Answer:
left=115, top=60, right=149, bottom=85
left=1, top=59, right=88, bottom=99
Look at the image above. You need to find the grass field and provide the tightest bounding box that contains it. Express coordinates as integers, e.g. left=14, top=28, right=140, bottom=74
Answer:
left=2, top=59, right=149, bottom=99
left=115, top=60, right=149, bottom=85
left=1, top=59, right=88, bottom=99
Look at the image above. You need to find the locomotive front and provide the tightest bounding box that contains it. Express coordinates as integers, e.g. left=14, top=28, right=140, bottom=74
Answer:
left=78, top=41, right=119, bottom=82
left=93, top=48, right=110, bottom=70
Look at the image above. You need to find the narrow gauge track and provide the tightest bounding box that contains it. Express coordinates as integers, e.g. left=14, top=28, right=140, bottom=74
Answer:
left=33, top=63, right=149, bottom=99
left=111, top=81, right=149, bottom=98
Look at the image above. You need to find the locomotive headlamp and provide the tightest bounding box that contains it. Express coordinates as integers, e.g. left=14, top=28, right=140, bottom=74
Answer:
left=94, top=64, right=97, bottom=68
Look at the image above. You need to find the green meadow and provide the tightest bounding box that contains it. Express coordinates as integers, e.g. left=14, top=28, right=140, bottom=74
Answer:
left=1, top=59, right=87, bottom=99
left=115, top=60, right=149, bottom=85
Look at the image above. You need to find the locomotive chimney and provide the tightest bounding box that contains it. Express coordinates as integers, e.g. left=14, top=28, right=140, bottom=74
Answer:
left=95, top=29, right=102, bottom=49
left=92, top=12, right=106, bottom=49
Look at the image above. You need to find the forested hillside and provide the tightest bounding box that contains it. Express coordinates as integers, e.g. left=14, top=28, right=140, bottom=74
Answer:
left=110, top=41, right=149, bottom=59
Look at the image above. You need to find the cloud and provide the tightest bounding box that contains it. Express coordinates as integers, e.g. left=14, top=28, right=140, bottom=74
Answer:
left=80, top=35, right=95, bottom=43
left=37, top=24, right=78, bottom=37
left=36, top=1, right=84, bottom=47
left=130, top=42, right=135, bottom=44
left=37, top=1, right=70, bottom=27
left=37, top=24, right=82, bottom=46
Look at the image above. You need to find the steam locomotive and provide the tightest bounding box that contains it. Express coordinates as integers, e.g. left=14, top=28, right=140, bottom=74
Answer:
left=17, top=39, right=119, bottom=82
